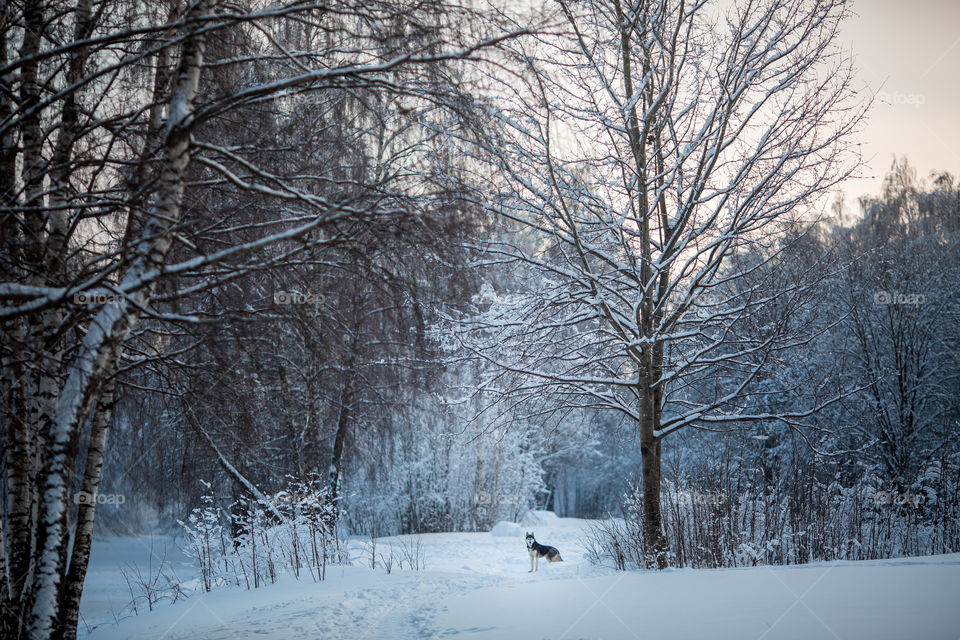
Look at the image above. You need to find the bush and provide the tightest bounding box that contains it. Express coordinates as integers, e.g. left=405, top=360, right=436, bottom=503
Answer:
left=179, top=476, right=345, bottom=590
left=586, top=454, right=960, bottom=570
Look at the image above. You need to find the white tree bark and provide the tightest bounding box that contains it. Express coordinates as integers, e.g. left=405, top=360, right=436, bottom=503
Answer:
left=27, top=2, right=217, bottom=636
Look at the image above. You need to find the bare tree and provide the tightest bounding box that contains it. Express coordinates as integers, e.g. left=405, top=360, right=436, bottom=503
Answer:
left=459, top=0, right=865, bottom=566
left=836, top=161, right=960, bottom=485
left=0, top=0, right=517, bottom=637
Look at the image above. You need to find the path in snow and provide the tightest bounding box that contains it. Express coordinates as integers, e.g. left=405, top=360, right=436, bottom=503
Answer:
left=81, top=514, right=960, bottom=639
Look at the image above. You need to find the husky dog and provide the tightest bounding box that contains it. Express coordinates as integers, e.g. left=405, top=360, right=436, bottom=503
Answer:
left=525, top=532, right=563, bottom=572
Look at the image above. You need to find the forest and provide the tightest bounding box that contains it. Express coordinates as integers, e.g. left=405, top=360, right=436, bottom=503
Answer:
left=0, top=0, right=957, bottom=638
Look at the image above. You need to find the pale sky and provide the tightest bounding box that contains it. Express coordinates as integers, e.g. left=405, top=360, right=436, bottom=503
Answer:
left=841, top=0, right=960, bottom=203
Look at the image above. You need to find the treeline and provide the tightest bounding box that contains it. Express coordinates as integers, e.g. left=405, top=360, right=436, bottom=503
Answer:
left=590, top=161, right=960, bottom=568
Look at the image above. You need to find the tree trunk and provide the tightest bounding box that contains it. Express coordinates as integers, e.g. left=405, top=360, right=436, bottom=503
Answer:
left=24, top=2, right=216, bottom=636
left=2, top=322, right=32, bottom=634
left=639, top=432, right=666, bottom=569
left=0, top=15, right=27, bottom=624
left=612, top=0, right=668, bottom=571
left=186, top=407, right=287, bottom=524
left=58, top=381, right=115, bottom=640
left=328, top=370, right=355, bottom=518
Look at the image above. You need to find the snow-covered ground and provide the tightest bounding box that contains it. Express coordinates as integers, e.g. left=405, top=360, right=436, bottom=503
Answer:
left=79, top=534, right=198, bottom=632
left=81, top=513, right=960, bottom=639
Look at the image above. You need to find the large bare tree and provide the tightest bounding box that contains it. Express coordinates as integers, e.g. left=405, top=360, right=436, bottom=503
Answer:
left=459, top=0, right=865, bottom=566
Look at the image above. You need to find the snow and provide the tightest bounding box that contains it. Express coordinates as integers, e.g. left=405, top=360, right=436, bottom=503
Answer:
left=439, top=558, right=960, bottom=640
left=521, top=509, right=561, bottom=526
left=79, top=535, right=198, bottom=631
left=81, top=515, right=960, bottom=639
left=490, top=521, right=523, bottom=537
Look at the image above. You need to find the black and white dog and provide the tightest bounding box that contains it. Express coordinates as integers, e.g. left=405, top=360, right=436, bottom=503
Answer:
left=525, top=532, right=563, bottom=572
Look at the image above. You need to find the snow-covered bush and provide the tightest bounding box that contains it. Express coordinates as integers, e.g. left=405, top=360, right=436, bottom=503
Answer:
left=118, top=540, right=189, bottom=616
left=587, top=452, right=960, bottom=570
left=179, top=476, right=345, bottom=590
left=178, top=484, right=232, bottom=592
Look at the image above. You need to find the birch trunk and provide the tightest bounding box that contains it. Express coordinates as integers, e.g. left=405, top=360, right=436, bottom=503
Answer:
left=26, top=2, right=217, bottom=636
left=1, top=322, right=31, bottom=634
left=2, top=1, right=45, bottom=634
left=58, top=381, right=115, bottom=640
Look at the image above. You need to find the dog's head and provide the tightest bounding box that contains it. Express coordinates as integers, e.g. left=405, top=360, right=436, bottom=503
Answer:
left=525, top=532, right=535, bottom=549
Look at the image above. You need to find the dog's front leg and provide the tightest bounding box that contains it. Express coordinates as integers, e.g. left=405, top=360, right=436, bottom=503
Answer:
left=529, top=552, right=534, bottom=572
left=534, top=554, right=539, bottom=572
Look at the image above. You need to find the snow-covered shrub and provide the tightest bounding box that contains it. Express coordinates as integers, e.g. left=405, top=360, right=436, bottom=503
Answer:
left=178, top=484, right=231, bottom=592
left=179, top=476, right=345, bottom=590
left=588, top=451, right=960, bottom=570
left=119, top=541, right=189, bottom=616
left=582, top=517, right=637, bottom=571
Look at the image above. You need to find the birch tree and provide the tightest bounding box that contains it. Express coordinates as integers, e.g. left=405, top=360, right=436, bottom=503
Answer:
left=461, top=0, right=865, bottom=566
left=0, top=0, right=516, bottom=637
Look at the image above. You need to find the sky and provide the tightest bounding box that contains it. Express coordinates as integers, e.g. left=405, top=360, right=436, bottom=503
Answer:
left=840, top=0, right=960, bottom=205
